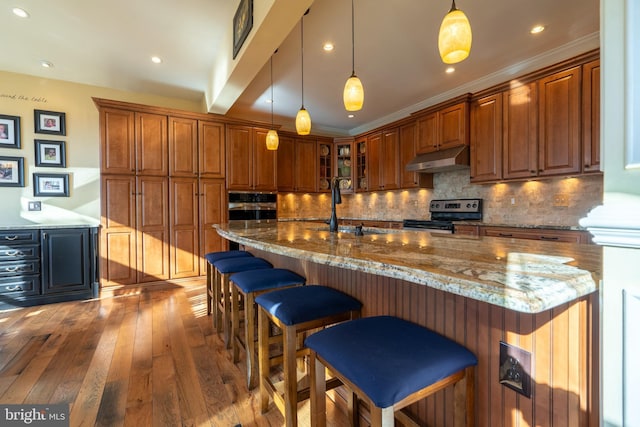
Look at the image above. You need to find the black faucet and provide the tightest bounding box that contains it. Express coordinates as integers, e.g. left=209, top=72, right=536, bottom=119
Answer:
left=329, top=177, right=342, bottom=232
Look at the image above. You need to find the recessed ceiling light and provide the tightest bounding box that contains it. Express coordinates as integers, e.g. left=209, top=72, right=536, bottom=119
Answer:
left=323, top=42, right=334, bottom=52
left=40, top=60, right=54, bottom=68
left=12, top=7, right=29, bottom=18
left=151, top=56, right=162, bottom=64
left=446, top=67, right=455, bottom=74
left=530, top=25, right=545, bottom=34
left=348, top=114, right=354, bottom=118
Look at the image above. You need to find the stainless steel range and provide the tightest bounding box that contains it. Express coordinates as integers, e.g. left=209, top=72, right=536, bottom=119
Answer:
left=403, top=198, right=483, bottom=234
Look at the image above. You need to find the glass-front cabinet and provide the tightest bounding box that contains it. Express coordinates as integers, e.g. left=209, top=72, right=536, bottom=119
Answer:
left=355, top=138, right=367, bottom=191
left=318, top=141, right=332, bottom=192
left=335, top=139, right=354, bottom=192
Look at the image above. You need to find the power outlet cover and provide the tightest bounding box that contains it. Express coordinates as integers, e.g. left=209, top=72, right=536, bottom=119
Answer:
left=499, top=341, right=532, bottom=398
left=28, top=201, right=42, bottom=211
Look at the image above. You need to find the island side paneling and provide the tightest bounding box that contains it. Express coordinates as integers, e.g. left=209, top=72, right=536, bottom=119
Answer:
left=249, top=248, right=599, bottom=427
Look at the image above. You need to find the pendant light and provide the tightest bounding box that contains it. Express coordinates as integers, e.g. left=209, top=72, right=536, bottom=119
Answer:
left=438, top=0, right=472, bottom=64
left=266, top=54, right=279, bottom=150
left=296, top=15, right=311, bottom=135
left=343, top=0, right=364, bottom=111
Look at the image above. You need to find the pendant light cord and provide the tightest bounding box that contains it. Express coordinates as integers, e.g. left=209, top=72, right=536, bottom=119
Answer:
left=300, top=17, right=305, bottom=108
left=270, top=55, right=274, bottom=128
left=351, top=0, right=355, bottom=75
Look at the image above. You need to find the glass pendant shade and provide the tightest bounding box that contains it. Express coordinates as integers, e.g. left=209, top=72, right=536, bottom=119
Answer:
left=438, top=1, right=472, bottom=64
left=296, top=107, right=311, bottom=135
left=266, top=129, right=279, bottom=150
left=343, top=73, right=364, bottom=111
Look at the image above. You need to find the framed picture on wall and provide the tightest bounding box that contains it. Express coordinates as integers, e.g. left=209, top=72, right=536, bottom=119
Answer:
left=33, top=173, right=69, bottom=197
left=232, top=0, right=253, bottom=59
left=0, top=156, right=25, bottom=187
left=0, top=114, right=21, bottom=149
left=35, top=140, right=66, bottom=167
left=34, top=109, right=66, bottom=136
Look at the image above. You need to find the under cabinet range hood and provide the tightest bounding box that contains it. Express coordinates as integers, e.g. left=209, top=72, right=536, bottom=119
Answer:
left=405, top=145, right=470, bottom=173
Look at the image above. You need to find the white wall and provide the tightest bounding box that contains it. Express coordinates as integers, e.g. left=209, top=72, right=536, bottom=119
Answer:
left=0, top=71, right=203, bottom=226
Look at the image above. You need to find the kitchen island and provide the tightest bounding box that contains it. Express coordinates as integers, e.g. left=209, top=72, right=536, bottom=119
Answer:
left=216, top=221, right=601, bottom=426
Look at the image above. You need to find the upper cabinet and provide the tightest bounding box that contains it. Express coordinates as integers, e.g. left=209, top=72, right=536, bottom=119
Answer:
left=399, top=121, right=433, bottom=188
left=470, top=51, right=600, bottom=183
left=335, top=139, right=354, bottom=192
left=537, top=66, right=582, bottom=177
left=582, top=59, right=601, bottom=173
left=199, top=120, right=226, bottom=179
left=416, top=99, right=469, bottom=154
left=365, top=128, right=401, bottom=191
left=226, top=125, right=277, bottom=191
left=135, top=112, right=169, bottom=176
left=318, top=140, right=333, bottom=192
left=169, top=116, right=198, bottom=177
left=277, top=135, right=318, bottom=193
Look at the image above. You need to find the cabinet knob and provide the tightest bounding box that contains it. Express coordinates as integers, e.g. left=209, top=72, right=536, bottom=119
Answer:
left=538, top=169, right=544, bottom=172
left=530, top=170, right=536, bottom=174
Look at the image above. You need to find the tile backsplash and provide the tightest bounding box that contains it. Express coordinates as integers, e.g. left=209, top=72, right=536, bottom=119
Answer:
left=278, top=170, right=603, bottom=227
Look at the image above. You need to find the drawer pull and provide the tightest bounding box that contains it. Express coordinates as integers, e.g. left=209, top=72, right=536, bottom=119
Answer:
left=5, top=250, right=20, bottom=256
left=6, top=285, right=23, bottom=291
left=4, top=236, right=19, bottom=241
left=540, top=236, right=559, bottom=241
left=498, top=233, right=513, bottom=237
left=4, top=266, right=20, bottom=272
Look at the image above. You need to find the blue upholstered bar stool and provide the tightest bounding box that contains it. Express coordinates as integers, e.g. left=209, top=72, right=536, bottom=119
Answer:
left=204, top=250, right=253, bottom=320
left=305, top=316, right=478, bottom=427
left=255, top=285, right=363, bottom=427
left=212, top=256, right=272, bottom=348
left=229, top=268, right=306, bottom=389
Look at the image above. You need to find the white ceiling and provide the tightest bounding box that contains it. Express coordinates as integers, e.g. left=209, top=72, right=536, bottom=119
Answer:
left=1, top=0, right=599, bottom=137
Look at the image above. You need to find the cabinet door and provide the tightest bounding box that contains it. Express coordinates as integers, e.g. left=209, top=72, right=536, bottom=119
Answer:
left=199, top=179, right=227, bottom=274
left=367, top=133, right=382, bottom=190
left=471, top=94, right=503, bottom=182
left=199, top=120, right=226, bottom=178
left=380, top=128, right=400, bottom=190
left=503, top=82, right=538, bottom=179
left=318, top=141, right=333, bottom=192
left=400, top=122, right=419, bottom=188
left=169, top=177, right=199, bottom=279
left=41, top=228, right=90, bottom=294
left=100, top=175, right=136, bottom=286
left=416, top=113, right=438, bottom=154
left=538, top=66, right=581, bottom=176
left=294, top=138, right=317, bottom=192
left=169, top=116, right=198, bottom=177
left=582, top=59, right=601, bottom=173
left=253, top=128, right=278, bottom=191
left=135, top=112, right=168, bottom=176
left=277, top=135, right=295, bottom=192
left=136, top=176, right=169, bottom=282
left=439, top=102, right=468, bottom=150
left=100, top=108, right=135, bottom=174
left=226, top=125, right=253, bottom=190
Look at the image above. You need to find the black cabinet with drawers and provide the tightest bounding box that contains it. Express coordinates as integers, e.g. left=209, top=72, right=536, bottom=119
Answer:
left=0, top=226, right=99, bottom=309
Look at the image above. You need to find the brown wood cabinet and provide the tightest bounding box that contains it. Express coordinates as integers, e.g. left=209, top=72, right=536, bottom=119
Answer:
left=399, top=121, right=434, bottom=188
left=169, top=177, right=199, bottom=279
left=471, top=53, right=599, bottom=183
left=582, top=59, right=601, bottom=173
left=416, top=100, right=469, bottom=154
left=318, top=141, right=333, bottom=192
left=335, top=139, right=354, bottom=192
left=470, top=93, right=503, bottom=182
left=361, top=129, right=401, bottom=191
left=277, top=135, right=317, bottom=192
left=226, top=125, right=277, bottom=191
left=480, top=226, right=591, bottom=244
left=537, top=66, right=582, bottom=177
left=503, top=82, right=539, bottom=180
left=97, top=99, right=228, bottom=286
left=453, top=224, right=479, bottom=236
left=169, top=117, right=198, bottom=177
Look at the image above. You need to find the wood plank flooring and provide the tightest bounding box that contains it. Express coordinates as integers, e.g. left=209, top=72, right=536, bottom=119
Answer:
left=0, top=280, right=349, bottom=427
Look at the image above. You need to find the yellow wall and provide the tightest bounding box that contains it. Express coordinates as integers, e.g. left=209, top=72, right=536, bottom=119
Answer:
left=0, top=71, right=204, bottom=225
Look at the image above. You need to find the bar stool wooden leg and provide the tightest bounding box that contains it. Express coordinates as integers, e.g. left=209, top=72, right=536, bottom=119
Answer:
left=258, top=307, right=271, bottom=413
left=220, top=272, right=232, bottom=349
left=310, top=351, right=326, bottom=427
left=231, top=284, right=241, bottom=362
left=206, top=262, right=213, bottom=315
left=283, top=324, right=298, bottom=427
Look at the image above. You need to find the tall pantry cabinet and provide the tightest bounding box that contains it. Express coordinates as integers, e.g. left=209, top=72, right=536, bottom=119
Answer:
left=96, top=99, right=227, bottom=286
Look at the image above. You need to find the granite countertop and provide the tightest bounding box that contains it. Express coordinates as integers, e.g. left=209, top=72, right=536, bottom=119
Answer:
left=0, top=221, right=100, bottom=230
left=215, top=221, right=602, bottom=314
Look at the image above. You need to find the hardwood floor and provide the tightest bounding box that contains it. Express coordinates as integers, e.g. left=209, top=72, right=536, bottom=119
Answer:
left=0, top=280, right=349, bottom=427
